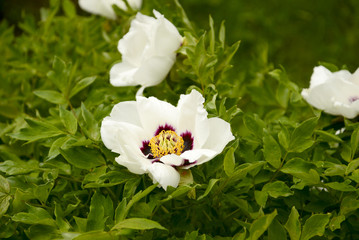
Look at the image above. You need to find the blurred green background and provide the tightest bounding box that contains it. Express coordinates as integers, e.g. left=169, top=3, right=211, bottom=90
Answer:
left=1, top=0, right=359, bottom=87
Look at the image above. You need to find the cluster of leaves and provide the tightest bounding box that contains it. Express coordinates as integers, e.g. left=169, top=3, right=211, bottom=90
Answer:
left=1, top=0, right=359, bottom=239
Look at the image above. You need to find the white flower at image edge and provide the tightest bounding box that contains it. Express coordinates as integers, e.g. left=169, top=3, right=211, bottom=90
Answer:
left=101, top=90, right=235, bottom=190
left=110, top=10, right=183, bottom=96
left=78, top=0, right=142, bottom=19
left=301, top=65, right=359, bottom=119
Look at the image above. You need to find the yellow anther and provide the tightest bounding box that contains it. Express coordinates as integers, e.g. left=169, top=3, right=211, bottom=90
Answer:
left=149, top=130, right=184, bottom=158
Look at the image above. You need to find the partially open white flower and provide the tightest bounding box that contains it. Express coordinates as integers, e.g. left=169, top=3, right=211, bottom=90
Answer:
left=301, top=66, right=359, bottom=119
left=110, top=10, right=183, bottom=96
left=101, top=90, right=234, bottom=190
left=78, top=0, right=142, bottom=19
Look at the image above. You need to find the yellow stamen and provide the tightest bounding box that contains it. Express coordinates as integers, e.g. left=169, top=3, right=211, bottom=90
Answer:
left=149, top=130, right=184, bottom=158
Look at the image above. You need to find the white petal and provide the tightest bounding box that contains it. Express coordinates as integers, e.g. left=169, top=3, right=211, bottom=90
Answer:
left=115, top=154, right=149, bottom=175
left=79, top=0, right=116, bottom=19
left=110, top=61, right=138, bottom=87
left=152, top=11, right=183, bottom=56
left=148, top=163, right=180, bottom=190
left=160, top=154, right=184, bottom=166
left=108, top=101, right=141, bottom=127
left=180, top=149, right=218, bottom=167
left=201, top=117, right=235, bottom=152
left=136, top=95, right=179, bottom=138
left=309, top=66, right=332, bottom=88
left=133, top=56, right=175, bottom=87
left=177, top=90, right=209, bottom=148
left=100, top=119, right=144, bottom=154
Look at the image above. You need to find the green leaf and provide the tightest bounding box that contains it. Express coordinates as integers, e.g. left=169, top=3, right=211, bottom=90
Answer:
left=351, top=127, right=359, bottom=159
left=326, top=181, right=357, bottom=192
left=329, top=215, right=345, bottom=231
left=243, top=114, right=265, bottom=139
left=60, top=146, right=105, bottom=170
left=249, top=210, right=277, bottom=240
left=161, top=185, right=193, bottom=203
left=73, top=231, right=113, bottom=240
left=12, top=205, right=56, bottom=226
left=0, top=175, right=10, bottom=193
left=263, top=131, right=282, bottom=168
left=118, top=184, right=158, bottom=222
left=0, top=159, right=38, bottom=175
left=254, top=190, right=268, bottom=208
left=80, top=103, right=100, bottom=141
left=268, top=219, right=287, bottom=240
left=112, top=218, right=167, bottom=231
left=87, top=191, right=106, bottom=231
left=315, top=130, right=343, bottom=143
left=33, top=90, right=67, bottom=105
left=340, top=196, right=359, bottom=215
left=300, top=214, right=330, bottom=240
left=262, top=181, right=293, bottom=198
left=9, top=118, right=64, bottom=142
left=284, top=207, right=301, bottom=240
left=197, top=179, right=219, bottom=200
left=288, top=117, right=318, bottom=152
left=224, top=147, right=235, bottom=176
left=0, top=177, right=12, bottom=217
left=346, top=158, right=359, bottom=175
left=62, top=0, right=76, bottom=18
left=59, top=105, right=77, bottom=134
left=69, top=76, right=96, bottom=98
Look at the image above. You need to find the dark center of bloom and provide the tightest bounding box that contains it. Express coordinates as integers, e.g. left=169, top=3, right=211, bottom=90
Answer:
left=149, top=130, right=184, bottom=158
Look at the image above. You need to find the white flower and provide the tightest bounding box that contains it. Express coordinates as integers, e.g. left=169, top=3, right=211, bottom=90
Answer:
left=101, top=90, right=234, bottom=190
left=301, top=66, right=359, bottom=119
left=109, top=10, right=183, bottom=96
left=78, top=0, right=142, bottom=19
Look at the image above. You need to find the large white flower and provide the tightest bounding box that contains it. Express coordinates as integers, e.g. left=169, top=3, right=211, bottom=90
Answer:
left=78, top=0, right=142, bottom=20
left=301, top=66, right=359, bottom=119
left=101, top=90, right=234, bottom=190
left=110, top=10, right=183, bottom=95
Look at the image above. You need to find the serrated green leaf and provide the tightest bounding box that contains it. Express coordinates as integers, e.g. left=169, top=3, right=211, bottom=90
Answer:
left=300, top=214, right=330, bottom=240
left=284, top=206, right=301, bottom=240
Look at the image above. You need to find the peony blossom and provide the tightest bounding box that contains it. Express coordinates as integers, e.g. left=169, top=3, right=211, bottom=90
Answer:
left=101, top=90, right=234, bottom=190
left=78, top=0, right=142, bottom=20
left=301, top=66, right=359, bottom=119
left=110, top=10, right=183, bottom=96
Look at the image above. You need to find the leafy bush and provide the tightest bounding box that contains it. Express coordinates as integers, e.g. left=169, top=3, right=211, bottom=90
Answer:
left=0, top=0, right=358, bottom=239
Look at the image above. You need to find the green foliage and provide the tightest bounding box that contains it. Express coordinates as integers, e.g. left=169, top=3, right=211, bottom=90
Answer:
left=0, top=0, right=359, bottom=239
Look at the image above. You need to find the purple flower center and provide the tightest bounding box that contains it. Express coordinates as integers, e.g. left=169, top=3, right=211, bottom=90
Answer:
left=140, top=124, right=194, bottom=167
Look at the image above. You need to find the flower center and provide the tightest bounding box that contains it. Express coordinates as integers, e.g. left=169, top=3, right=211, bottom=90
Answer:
left=149, top=130, right=184, bottom=158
